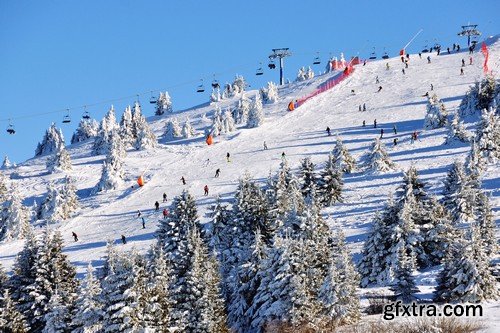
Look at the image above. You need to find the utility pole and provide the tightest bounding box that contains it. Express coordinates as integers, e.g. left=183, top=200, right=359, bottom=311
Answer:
left=269, top=48, right=291, bottom=85
left=458, top=24, right=481, bottom=47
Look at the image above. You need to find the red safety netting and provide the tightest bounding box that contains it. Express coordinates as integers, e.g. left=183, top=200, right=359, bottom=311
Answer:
left=294, top=65, right=355, bottom=108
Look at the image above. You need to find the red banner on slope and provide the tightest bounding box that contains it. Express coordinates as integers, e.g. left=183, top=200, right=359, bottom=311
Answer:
left=481, top=42, right=489, bottom=74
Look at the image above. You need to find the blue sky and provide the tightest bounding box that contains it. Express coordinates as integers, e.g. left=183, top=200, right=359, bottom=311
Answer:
left=0, top=0, right=498, bottom=163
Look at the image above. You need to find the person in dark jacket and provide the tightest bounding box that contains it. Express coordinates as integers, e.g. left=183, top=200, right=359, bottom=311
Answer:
left=154, top=201, right=160, bottom=211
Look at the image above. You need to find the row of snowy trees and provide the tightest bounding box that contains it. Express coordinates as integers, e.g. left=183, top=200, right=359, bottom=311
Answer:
left=358, top=157, right=498, bottom=303
left=296, top=66, right=315, bottom=82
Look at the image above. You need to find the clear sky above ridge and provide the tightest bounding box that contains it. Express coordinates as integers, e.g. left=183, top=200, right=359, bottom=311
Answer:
left=0, top=0, right=498, bottom=163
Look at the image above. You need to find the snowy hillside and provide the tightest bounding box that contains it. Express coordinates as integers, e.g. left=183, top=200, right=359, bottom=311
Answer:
left=1, top=35, right=500, bottom=331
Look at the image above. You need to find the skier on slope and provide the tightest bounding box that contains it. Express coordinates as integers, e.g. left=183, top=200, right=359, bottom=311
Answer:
left=377, top=86, right=383, bottom=93
left=374, top=119, right=377, bottom=128
left=469, top=57, right=473, bottom=65
left=142, top=217, right=146, bottom=229
left=281, top=152, right=286, bottom=160
left=226, top=152, right=231, bottom=162
left=162, top=208, right=169, bottom=220
left=380, top=128, right=384, bottom=138
left=326, top=127, right=331, bottom=136
left=263, top=141, right=268, bottom=150
left=363, top=103, right=366, bottom=111
left=204, top=185, right=209, bottom=196
left=215, top=168, right=221, bottom=178
left=72, top=232, right=78, bottom=242
left=460, top=68, right=464, bottom=75
left=461, top=59, right=465, bottom=67
left=393, top=125, right=397, bottom=134
left=163, top=193, right=167, bottom=202
left=121, top=235, right=127, bottom=244
left=181, top=176, right=186, bottom=185
left=154, top=201, right=160, bottom=211
left=427, top=56, right=431, bottom=64
left=362, top=120, right=366, bottom=127
left=359, top=105, right=362, bottom=112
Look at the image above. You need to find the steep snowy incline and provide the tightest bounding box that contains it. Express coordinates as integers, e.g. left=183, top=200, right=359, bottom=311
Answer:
left=1, top=36, right=499, bottom=294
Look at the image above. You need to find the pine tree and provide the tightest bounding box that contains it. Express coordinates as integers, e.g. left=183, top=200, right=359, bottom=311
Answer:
left=319, top=230, right=360, bottom=324
left=92, top=131, right=125, bottom=194
left=206, top=195, right=232, bottom=252
left=465, top=139, right=484, bottom=176
left=424, top=93, right=448, bottom=129
left=46, top=145, right=72, bottom=173
left=298, top=157, right=318, bottom=199
left=181, top=117, right=195, bottom=138
left=71, top=263, right=103, bottom=333
left=477, top=74, right=497, bottom=110
left=232, top=75, right=247, bottom=95
left=210, top=87, right=221, bottom=103
left=222, top=109, right=236, bottom=133
left=0, top=289, right=29, bottom=333
left=459, top=81, right=480, bottom=117
left=445, top=112, right=470, bottom=144
left=476, top=107, right=500, bottom=163
left=43, top=292, right=72, bottom=333
left=317, top=153, right=344, bottom=206
left=434, top=227, right=498, bottom=303
left=0, top=171, right=9, bottom=202
left=71, top=119, right=98, bottom=144
left=101, top=250, right=135, bottom=333
left=250, top=236, right=315, bottom=331
left=26, top=229, right=78, bottom=331
left=296, top=66, right=314, bottom=81
left=246, top=93, right=264, bottom=128
left=260, top=81, right=279, bottom=104
left=119, top=105, right=134, bottom=146
left=362, top=138, right=396, bottom=173
left=233, top=94, right=251, bottom=124
left=92, top=106, right=118, bottom=155
left=155, top=91, right=173, bottom=115
left=132, top=102, right=157, bottom=150
left=0, top=183, right=30, bottom=241
left=203, top=255, right=230, bottom=333
left=163, top=118, right=182, bottom=141
left=475, top=192, right=497, bottom=257
left=331, top=136, right=356, bottom=173
left=389, top=244, right=420, bottom=303
left=442, top=161, right=476, bottom=224
left=2, top=155, right=12, bottom=169
left=35, top=123, right=65, bottom=157
left=39, top=177, right=79, bottom=223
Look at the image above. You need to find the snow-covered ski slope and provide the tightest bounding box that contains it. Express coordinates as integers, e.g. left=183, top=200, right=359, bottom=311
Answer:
left=2, top=36, right=500, bottom=325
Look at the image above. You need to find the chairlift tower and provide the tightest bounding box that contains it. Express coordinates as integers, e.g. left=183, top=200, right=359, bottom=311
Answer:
left=269, top=48, right=291, bottom=85
left=458, top=24, right=481, bottom=47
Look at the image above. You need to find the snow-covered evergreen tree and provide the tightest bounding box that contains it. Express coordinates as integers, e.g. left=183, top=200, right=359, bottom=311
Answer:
left=475, top=107, right=500, bottom=163
left=318, top=230, right=360, bottom=324
left=477, top=74, right=497, bottom=111
left=296, top=66, right=314, bottom=81
left=181, top=117, right=195, bottom=138
left=206, top=195, right=232, bottom=252
left=442, top=161, right=476, bottom=225
left=26, top=229, right=78, bottom=331
left=389, top=244, right=420, bottom=303
left=119, top=105, right=134, bottom=146
left=132, top=102, right=157, bottom=150
left=246, top=93, right=264, bottom=128
left=155, top=91, right=173, bottom=115
left=35, top=123, right=65, bottom=157
left=361, top=138, right=396, bottom=173
left=232, top=75, right=247, bottom=95
left=317, top=153, right=344, bottom=206
left=331, top=136, right=356, bottom=173
left=46, top=145, right=72, bottom=173
left=101, top=250, right=135, bottom=333
left=92, top=131, right=125, bottom=194
left=43, top=292, right=72, bottom=333
left=0, top=289, right=29, bottom=333
left=222, top=109, right=236, bottom=133
left=93, top=106, right=118, bottom=155
left=465, top=139, right=484, bottom=176
left=475, top=192, right=498, bottom=257
left=434, top=227, right=498, bottom=303
left=0, top=183, right=30, bottom=241
left=210, top=87, right=221, bottom=103
left=71, top=263, right=103, bottom=333
left=0, top=171, right=9, bottom=202
left=298, top=157, right=318, bottom=199
left=39, top=177, right=79, bottom=223
left=260, top=81, right=279, bottom=104
left=233, top=94, right=251, bottom=124
left=445, top=112, right=470, bottom=144
left=163, top=118, right=182, bottom=141
left=1, top=155, right=12, bottom=169
left=71, top=119, right=98, bottom=144
left=459, top=81, right=480, bottom=117
left=424, top=93, right=448, bottom=129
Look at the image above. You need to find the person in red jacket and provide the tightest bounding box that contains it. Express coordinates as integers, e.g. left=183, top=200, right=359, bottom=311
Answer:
left=162, top=208, right=169, bottom=220
left=204, top=185, right=209, bottom=196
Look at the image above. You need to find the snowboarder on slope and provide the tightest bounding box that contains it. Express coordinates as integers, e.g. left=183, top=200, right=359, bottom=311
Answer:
left=72, top=232, right=78, bottom=242
left=154, top=201, right=160, bottom=211
left=204, top=185, right=209, bottom=196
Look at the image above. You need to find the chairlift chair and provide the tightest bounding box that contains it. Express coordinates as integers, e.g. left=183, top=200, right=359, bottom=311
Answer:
left=82, top=106, right=91, bottom=120
left=268, top=59, right=276, bottom=69
left=433, top=43, right=441, bottom=51
left=313, top=52, right=321, bottom=65
left=369, top=47, right=377, bottom=60
left=421, top=47, right=429, bottom=53
left=256, top=63, right=264, bottom=75
left=211, top=77, right=220, bottom=89
left=382, top=52, right=389, bottom=59
left=149, top=91, right=158, bottom=104
left=197, top=79, right=205, bottom=93
left=63, top=109, right=71, bottom=124
left=6, top=122, right=15, bottom=135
